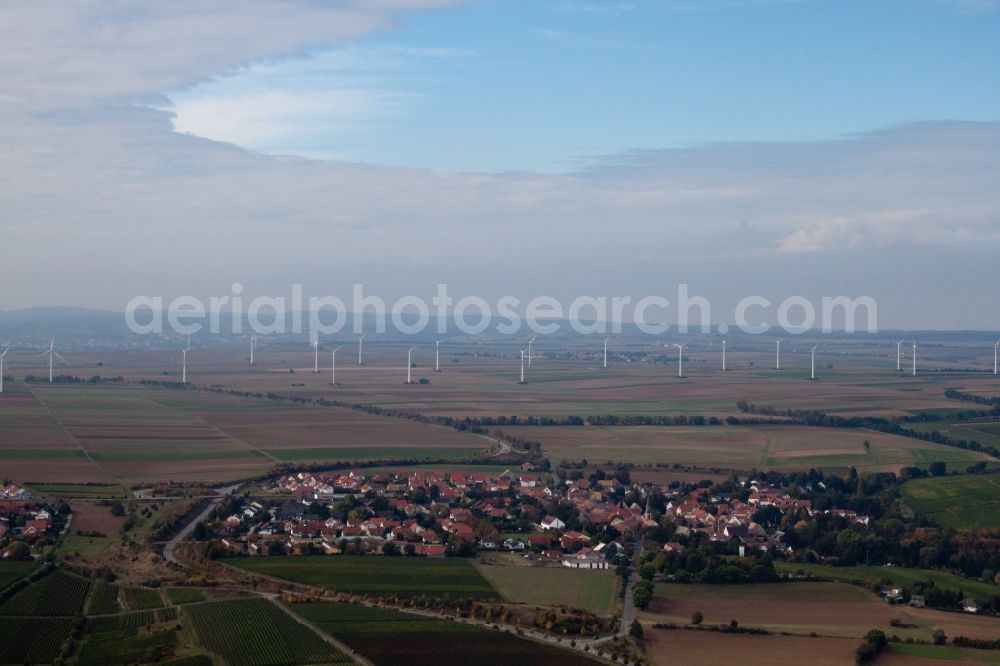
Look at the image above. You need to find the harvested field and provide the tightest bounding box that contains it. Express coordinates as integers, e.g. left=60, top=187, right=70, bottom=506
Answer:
left=504, top=424, right=988, bottom=472
left=4, top=382, right=491, bottom=483
left=70, top=501, right=125, bottom=535
left=644, top=581, right=1000, bottom=643
left=644, top=582, right=901, bottom=638
left=641, top=626, right=860, bottom=666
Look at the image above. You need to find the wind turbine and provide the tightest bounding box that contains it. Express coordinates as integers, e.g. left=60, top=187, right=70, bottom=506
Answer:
left=312, top=338, right=320, bottom=373
left=181, top=336, right=192, bottom=384
left=810, top=344, right=818, bottom=380
left=896, top=340, right=904, bottom=372
left=250, top=332, right=256, bottom=367
left=721, top=339, right=727, bottom=372
left=775, top=339, right=783, bottom=371
left=673, top=343, right=685, bottom=378
left=528, top=337, right=537, bottom=368
left=603, top=337, right=609, bottom=369
left=406, top=347, right=414, bottom=385
left=40, top=339, right=66, bottom=383
left=357, top=334, right=365, bottom=366
left=330, top=347, right=341, bottom=385
left=519, top=349, right=527, bottom=384
left=912, top=340, right=917, bottom=377
left=0, top=346, right=8, bottom=394
left=435, top=340, right=442, bottom=373
left=994, top=340, right=999, bottom=376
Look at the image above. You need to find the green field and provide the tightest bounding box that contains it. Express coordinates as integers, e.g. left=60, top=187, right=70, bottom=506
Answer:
left=77, top=626, right=181, bottom=665
left=905, top=420, right=1000, bottom=449
left=775, top=562, right=1000, bottom=600
left=87, top=581, right=123, bottom=614
left=0, top=617, right=75, bottom=664
left=85, top=608, right=177, bottom=633
left=184, top=597, right=352, bottom=666
left=292, top=602, right=599, bottom=666
left=57, top=534, right=116, bottom=556
left=27, top=482, right=127, bottom=498
left=0, top=569, right=90, bottom=616
left=475, top=563, right=618, bottom=615
left=0, top=561, right=38, bottom=592
left=902, top=473, right=1000, bottom=530
left=890, top=643, right=1000, bottom=663
left=121, top=586, right=165, bottom=611
left=227, top=556, right=499, bottom=600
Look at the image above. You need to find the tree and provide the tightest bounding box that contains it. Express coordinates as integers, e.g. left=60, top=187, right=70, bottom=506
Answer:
left=629, top=620, right=644, bottom=639
left=4, top=541, right=30, bottom=561
left=691, top=611, right=703, bottom=625
left=929, top=461, right=947, bottom=477
left=632, top=580, right=654, bottom=610
left=932, top=629, right=947, bottom=645
left=192, top=522, right=207, bottom=541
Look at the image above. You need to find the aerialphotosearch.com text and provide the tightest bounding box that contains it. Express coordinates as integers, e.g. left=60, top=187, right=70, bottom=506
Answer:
left=124, top=284, right=878, bottom=337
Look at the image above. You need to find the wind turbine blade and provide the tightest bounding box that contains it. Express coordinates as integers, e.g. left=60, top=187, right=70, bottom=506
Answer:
left=52, top=351, right=68, bottom=363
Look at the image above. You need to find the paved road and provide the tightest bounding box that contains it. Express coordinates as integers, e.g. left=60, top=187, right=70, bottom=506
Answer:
left=618, top=533, right=642, bottom=636
left=163, top=484, right=239, bottom=566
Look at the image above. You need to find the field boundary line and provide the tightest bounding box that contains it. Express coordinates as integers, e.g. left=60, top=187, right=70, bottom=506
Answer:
left=146, top=397, right=281, bottom=462
left=264, top=594, right=373, bottom=666
left=22, top=383, right=111, bottom=479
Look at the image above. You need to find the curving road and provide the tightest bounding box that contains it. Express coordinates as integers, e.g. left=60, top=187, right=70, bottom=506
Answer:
left=162, top=484, right=239, bottom=566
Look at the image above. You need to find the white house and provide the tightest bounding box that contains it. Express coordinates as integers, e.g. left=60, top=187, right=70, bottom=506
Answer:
left=540, top=515, right=566, bottom=531
left=561, top=548, right=608, bottom=569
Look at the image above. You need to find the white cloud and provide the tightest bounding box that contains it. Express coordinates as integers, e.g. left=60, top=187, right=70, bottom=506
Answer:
left=0, top=1, right=457, bottom=109
left=0, top=3, right=998, bottom=328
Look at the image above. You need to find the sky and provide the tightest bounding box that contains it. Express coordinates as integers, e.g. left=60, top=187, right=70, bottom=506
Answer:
left=1, top=0, right=999, bottom=329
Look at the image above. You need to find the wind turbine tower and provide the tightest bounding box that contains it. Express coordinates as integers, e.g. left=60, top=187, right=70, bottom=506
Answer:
left=603, top=337, right=608, bottom=369
left=912, top=341, right=917, bottom=377
left=810, top=344, right=818, bottom=380
left=519, top=349, right=527, bottom=384
left=435, top=340, right=442, bottom=373
left=0, top=346, right=8, bottom=394
left=994, top=341, right=998, bottom=376
left=330, top=347, right=341, bottom=385
left=250, top=332, right=256, bottom=366
left=312, top=339, right=320, bottom=373
left=406, top=347, right=413, bottom=384
left=776, top=339, right=783, bottom=370
left=896, top=340, right=903, bottom=372
left=673, top=343, right=685, bottom=378
left=722, top=339, right=727, bottom=372
left=182, top=337, right=192, bottom=384
left=358, top=334, right=365, bottom=366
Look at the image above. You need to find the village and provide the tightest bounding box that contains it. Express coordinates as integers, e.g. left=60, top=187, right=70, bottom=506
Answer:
left=194, top=467, right=872, bottom=574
